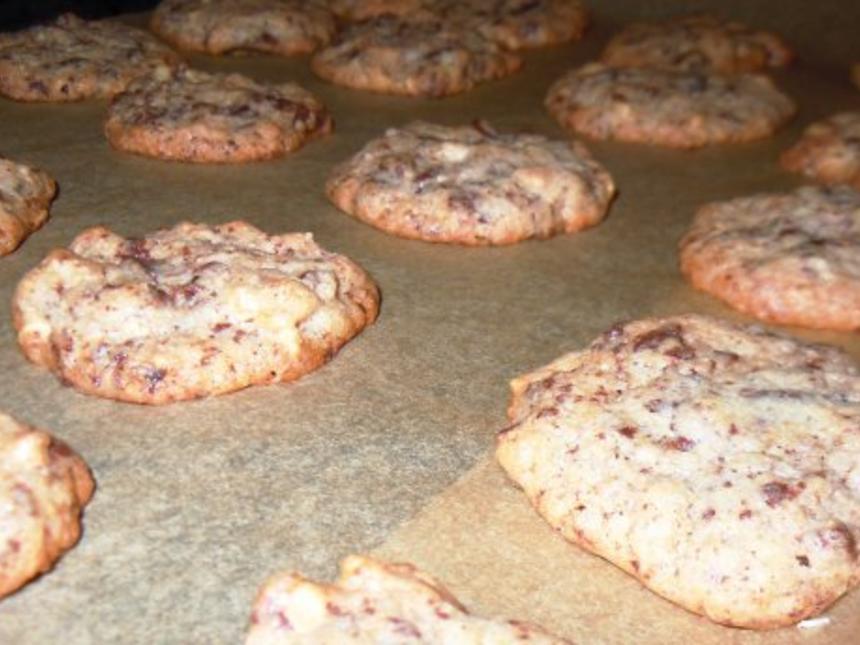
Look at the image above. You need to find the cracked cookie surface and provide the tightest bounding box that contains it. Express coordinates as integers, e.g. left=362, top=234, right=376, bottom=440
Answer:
left=0, top=14, right=179, bottom=102
left=497, top=314, right=860, bottom=628
left=602, top=15, right=792, bottom=74
left=679, top=186, right=860, bottom=331
left=247, top=555, right=570, bottom=643
left=105, top=67, right=332, bottom=163
left=545, top=63, right=796, bottom=147
left=326, top=121, right=615, bottom=245
left=13, top=221, right=379, bottom=404
left=0, top=411, right=94, bottom=599
left=151, top=0, right=336, bottom=56
left=0, top=157, right=57, bottom=256
left=781, top=112, right=860, bottom=189
left=311, top=16, right=522, bottom=97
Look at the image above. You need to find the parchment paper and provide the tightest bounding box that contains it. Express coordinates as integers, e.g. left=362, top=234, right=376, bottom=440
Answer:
left=0, top=3, right=858, bottom=643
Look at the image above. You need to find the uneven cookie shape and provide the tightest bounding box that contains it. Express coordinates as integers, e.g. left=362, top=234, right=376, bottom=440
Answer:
left=311, top=16, right=522, bottom=97
left=105, top=67, right=332, bottom=163
left=0, top=411, right=94, bottom=599
left=545, top=63, right=796, bottom=148
left=497, top=314, right=860, bottom=629
left=601, top=15, right=792, bottom=74
left=247, top=555, right=570, bottom=643
left=679, top=186, right=860, bottom=331
left=0, top=157, right=57, bottom=256
left=13, top=221, right=379, bottom=404
left=781, top=113, right=860, bottom=189
left=0, top=14, right=179, bottom=102
left=327, top=121, right=615, bottom=245
left=440, top=0, right=589, bottom=51
left=151, top=0, right=336, bottom=56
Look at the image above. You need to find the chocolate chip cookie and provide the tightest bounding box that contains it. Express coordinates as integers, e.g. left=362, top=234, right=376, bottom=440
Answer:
left=151, top=0, right=336, bottom=56
left=326, top=121, right=615, bottom=245
left=247, top=555, right=570, bottom=643
left=13, top=221, right=379, bottom=404
left=545, top=63, right=796, bottom=147
left=497, top=314, right=860, bottom=628
left=0, top=14, right=179, bottom=102
left=0, top=157, right=57, bottom=256
left=105, top=67, right=332, bottom=163
left=680, top=186, right=860, bottom=331
left=781, top=112, right=860, bottom=189
left=0, top=411, right=94, bottom=598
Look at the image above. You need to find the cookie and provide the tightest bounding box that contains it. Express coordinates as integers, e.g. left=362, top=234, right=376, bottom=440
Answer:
left=601, top=15, right=792, bottom=74
left=151, top=0, right=336, bottom=56
left=441, top=0, right=589, bottom=51
left=0, top=411, right=94, bottom=599
left=679, top=186, right=860, bottom=331
left=13, top=221, right=379, bottom=404
left=326, top=121, right=615, bottom=245
left=497, top=314, right=860, bottom=629
left=0, top=157, right=57, bottom=256
left=328, top=0, right=436, bottom=21
left=545, top=63, right=796, bottom=148
left=105, top=67, right=332, bottom=163
left=0, top=14, right=179, bottom=102
left=247, top=555, right=570, bottom=643
left=310, top=16, right=522, bottom=97
left=780, top=112, right=860, bottom=189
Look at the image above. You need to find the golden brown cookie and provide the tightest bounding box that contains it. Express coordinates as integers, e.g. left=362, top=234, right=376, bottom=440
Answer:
left=780, top=112, right=860, bottom=189
left=497, top=314, right=860, bottom=629
left=151, top=0, right=336, bottom=56
left=545, top=63, right=796, bottom=148
left=679, top=186, right=860, bottom=331
left=326, top=121, right=615, bottom=245
left=0, top=14, right=179, bottom=102
left=0, top=411, right=94, bottom=598
left=602, top=15, right=792, bottom=74
left=247, top=555, right=570, bottom=643
left=105, top=67, right=332, bottom=163
left=0, top=157, right=57, bottom=256
left=311, top=16, right=522, bottom=97
left=13, top=221, right=379, bottom=404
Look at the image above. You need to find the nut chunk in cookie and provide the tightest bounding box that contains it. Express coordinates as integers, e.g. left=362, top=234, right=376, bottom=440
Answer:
left=0, top=14, right=180, bottom=102
left=327, top=121, right=615, bottom=245
left=151, top=0, right=336, bottom=56
left=680, top=186, right=860, bottom=331
left=247, top=555, right=570, bottom=643
left=601, top=15, right=792, bottom=74
left=780, top=113, right=860, bottom=189
left=311, top=16, right=522, bottom=98
left=545, top=63, right=795, bottom=148
left=105, top=67, right=332, bottom=163
left=0, top=411, right=94, bottom=599
left=13, top=222, right=379, bottom=404
left=0, top=157, right=57, bottom=256
left=497, top=315, right=860, bottom=628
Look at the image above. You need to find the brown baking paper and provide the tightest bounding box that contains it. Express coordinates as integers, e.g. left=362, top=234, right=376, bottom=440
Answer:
left=0, top=4, right=859, bottom=643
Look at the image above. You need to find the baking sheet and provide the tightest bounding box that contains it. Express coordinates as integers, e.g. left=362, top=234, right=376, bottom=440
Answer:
left=0, top=4, right=859, bottom=643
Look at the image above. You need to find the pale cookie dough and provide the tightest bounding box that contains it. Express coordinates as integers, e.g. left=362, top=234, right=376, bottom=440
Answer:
left=679, top=186, right=860, bottom=331
left=780, top=112, right=860, bottom=189
left=0, top=411, right=94, bottom=599
left=246, top=555, right=570, bottom=643
left=497, top=314, right=860, bottom=629
left=13, top=221, right=379, bottom=404
left=601, top=15, right=792, bottom=74
left=105, top=67, right=332, bottom=163
left=0, top=14, right=180, bottom=102
left=545, top=62, right=796, bottom=148
left=311, top=16, right=522, bottom=97
left=326, top=120, right=615, bottom=245
left=151, top=0, right=336, bottom=56
left=0, top=157, right=57, bottom=256
left=441, top=0, right=589, bottom=51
